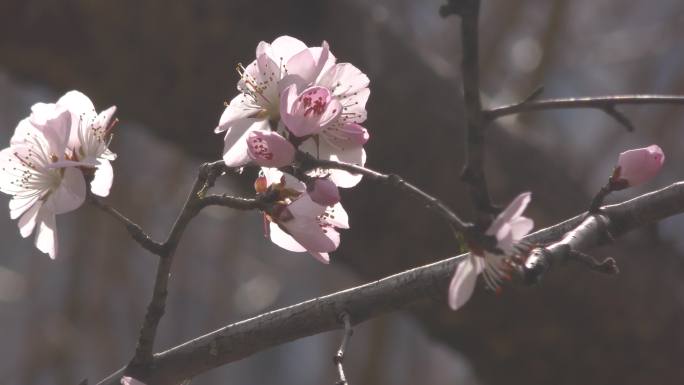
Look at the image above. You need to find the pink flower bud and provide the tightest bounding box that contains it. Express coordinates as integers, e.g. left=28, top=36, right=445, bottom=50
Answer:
left=246, top=131, right=295, bottom=168
left=614, top=145, right=665, bottom=188
left=307, top=178, right=340, bottom=206
left=280, top=85, right=342, bottom=137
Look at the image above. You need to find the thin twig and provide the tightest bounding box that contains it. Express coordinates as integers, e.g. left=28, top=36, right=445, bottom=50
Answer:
left=334, top=312, right=353, bottom=385
left=296, top=152, right=477, bottom=238
left=96, top=181, right=684, bottom=385
left=88, top=194, right=163, bottom=254
left=126, top=161, right=231, bottom=374
left=484, top=95, right=684, bottom=131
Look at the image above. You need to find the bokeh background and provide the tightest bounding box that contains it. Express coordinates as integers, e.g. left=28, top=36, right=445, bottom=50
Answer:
left=1, top=0, right=684, bottom=384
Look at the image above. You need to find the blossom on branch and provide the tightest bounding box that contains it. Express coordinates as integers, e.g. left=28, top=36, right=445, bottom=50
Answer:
left=0, top=106, right=87, bottom=258
left=54, top=90, right=118, bottom=197
left=257, top=168, right=348, bottom=263
left=448, top=192, right=534, bottom=310
left=611, top=145, right=665, bottom=189
left=216, top=36, right=332, bottom=167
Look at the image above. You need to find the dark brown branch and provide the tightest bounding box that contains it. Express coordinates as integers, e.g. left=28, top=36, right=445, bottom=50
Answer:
left=484, top=95, right=684, bottom=131
left=297, top=152, right=475, bottom=236
left=96, top=181, right=684, bottom=385
left=334, top=312, right=353, bottom=385
left=88, top=195, right=163, bottom=254
left=454, top=0, right=497, bottom=215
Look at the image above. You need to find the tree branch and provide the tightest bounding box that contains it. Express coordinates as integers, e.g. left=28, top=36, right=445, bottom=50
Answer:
left=96, top=181, right=684, bottom=385
left=484, top=95, right=684, bottom=131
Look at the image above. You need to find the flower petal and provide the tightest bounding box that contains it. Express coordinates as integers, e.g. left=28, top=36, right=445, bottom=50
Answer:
left=325, top=202, right=349, bottom=229
left=18, top=200, right=42, bottom=238
left=486, top=192, right=531, bottom=238
left=35, top=211, right=57, bottom=259
left=222, top=118, right=269, bottom=167
left=43, top=167, right=86, bottom=215
left=90, top=159, right=114, bottom=197
left=246, top=131, right=295, bottom=168
left=216, top=95, right=261, bottom=133
left=448, top=256, right=481, bottom=310
left=269, top=221, right=307, bottom=252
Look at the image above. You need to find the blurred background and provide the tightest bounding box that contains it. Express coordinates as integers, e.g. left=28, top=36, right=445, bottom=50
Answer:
left=1, top=0, right=684, bottom=384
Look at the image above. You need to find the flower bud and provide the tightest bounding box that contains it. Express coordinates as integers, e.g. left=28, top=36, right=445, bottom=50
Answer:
left=246, top=131, right=295, bottom=168
left=613, top=145, right=665, bottom=189
left=307, top=178, right=340, bottom=206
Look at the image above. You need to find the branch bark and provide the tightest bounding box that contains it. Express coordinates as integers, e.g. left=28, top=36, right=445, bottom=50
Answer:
left=96, top=181, right=684, bottom=385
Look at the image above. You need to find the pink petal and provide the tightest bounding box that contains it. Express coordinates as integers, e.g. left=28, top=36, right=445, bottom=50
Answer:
left=246, top=131, right=295, bottom=168
left=307, top=178, right=340, bottom=206
left=324, top=202, right=349, bottom=229
left=18, top=200, right=42, bottom=238
left=486, top=192, right=532, bottom=238
left=35, top=212, right=57, bottom=259
left=268, top=36, right=308, bottom=63
left=318, top=63, right=370, bottom=97
left=616, top=145, right=665, bottom=187
left=280, top=86, right=341, bottom=137
left=215, top=95, right=260, bottom=133
left=269, top=222, right=307, bottom=252
left=448, top=256, right=481, bottom=310
left=56, top=90, right=97, bottom=148
left=43, top=167, right=86, bottom=215
left=509, top=216, right=534, bottom=241
left=222, top=118, right=269, bottom=167
left=9, top=195, right=40, bottom=220
left=90, top=159, right=114, bottom=197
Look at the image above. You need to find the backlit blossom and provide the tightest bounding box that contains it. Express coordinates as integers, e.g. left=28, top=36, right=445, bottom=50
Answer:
left=246, top=130, right=295, bottom=168
left=294, top=62, right=370, bottom=187
left=448, top=192, right=534, bottom=310
left=613, top=145, right=664, bottom=189
left=216, top=36, right=332, bottom=167
left=1, top=107, right=87, bottom=258
left=258, top=168, right=348, bottom=263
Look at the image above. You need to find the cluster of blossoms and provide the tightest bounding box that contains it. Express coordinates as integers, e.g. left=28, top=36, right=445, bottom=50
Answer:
left=0, top=91, right=117, bottom=258
left=216, top=36, right=370, bottom=262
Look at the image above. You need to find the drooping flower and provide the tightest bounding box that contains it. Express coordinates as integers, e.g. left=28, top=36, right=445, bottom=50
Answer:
left=246, top=130, right=295, bottom=168
left=258, top=168, right=348, bottom=263
left=448, top=192, right=534, bottom=310
left=216, top=36, right=333, bottom=167
left=612, top=145, right=665, bottom=189
left=0, top=106, right=87, bottom=258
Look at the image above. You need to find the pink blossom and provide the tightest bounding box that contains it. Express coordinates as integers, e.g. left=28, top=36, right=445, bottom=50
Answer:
left=22, top=91, right=118, bottom=197
left=260, top=169, right=348, bottom=263
left=295, top=62, right=370, bottom=187
left=246, top=131, right=295, bottom=167
left=448, top=192, right=534, bottom=310
left=307, top=178, right=340, bottom=206
left=216, top=36, right=333, bottom=167
left=614, top=145, right=665, bottom=188
left=280, top=85, right=341, bottom=137
left=1, top=106, right=88, bottom=258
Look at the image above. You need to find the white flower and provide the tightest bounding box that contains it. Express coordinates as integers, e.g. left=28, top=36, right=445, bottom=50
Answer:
left=448, top=192, right=534, bottom=310
left=216, top=36, right=332, bottom=167
left=1, top=106, right=87, bottom=258
left=54, top=90, right=118, bottom=197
